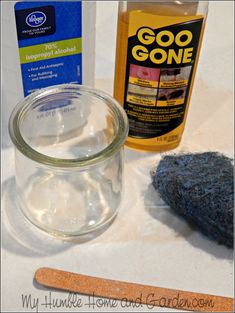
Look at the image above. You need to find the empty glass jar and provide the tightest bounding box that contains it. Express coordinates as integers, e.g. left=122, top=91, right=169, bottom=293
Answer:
left=9, top=84, right=129, bottom=237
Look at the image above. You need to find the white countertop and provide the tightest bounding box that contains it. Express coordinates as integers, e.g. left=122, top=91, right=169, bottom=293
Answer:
left=1, top=1, right=234, bottom=312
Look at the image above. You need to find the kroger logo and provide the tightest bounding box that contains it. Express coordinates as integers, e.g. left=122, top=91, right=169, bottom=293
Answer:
left=26, top=11, right=46, bottom=27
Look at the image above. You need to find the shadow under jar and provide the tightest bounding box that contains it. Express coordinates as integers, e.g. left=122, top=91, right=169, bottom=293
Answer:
left=9, top=84, right=129, bottom=238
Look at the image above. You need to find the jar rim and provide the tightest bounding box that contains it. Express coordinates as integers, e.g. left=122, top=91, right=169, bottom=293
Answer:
left=9, top=84, right=129, bottom=168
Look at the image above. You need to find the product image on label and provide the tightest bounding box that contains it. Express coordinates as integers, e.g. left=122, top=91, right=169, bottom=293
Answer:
left=157, top=86, right=187, bottom=106
left=129, top=64, right=160, bottom=87
left=159, top=66, right=191, bottom=88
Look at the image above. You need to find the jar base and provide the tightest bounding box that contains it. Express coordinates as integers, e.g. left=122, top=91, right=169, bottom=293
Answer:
left=19, top=203, right=119, bottom=241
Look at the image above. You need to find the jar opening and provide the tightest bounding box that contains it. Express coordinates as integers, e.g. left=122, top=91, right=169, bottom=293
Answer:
left=9, top=84, right=129, bottom=167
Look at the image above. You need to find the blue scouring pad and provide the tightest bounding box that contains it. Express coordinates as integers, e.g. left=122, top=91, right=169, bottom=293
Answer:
left=152, top=152, right=234, bottom=248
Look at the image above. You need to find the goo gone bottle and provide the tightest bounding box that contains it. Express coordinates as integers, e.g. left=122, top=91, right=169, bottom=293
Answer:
left=114, top=1, right=208, bottom=151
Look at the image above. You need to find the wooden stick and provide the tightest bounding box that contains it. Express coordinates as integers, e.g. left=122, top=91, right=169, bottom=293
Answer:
left=35, top=267, right=234, bottom=312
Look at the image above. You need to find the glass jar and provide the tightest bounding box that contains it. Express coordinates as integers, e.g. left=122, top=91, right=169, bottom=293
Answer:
left=9, top=84, right=129, bottom=238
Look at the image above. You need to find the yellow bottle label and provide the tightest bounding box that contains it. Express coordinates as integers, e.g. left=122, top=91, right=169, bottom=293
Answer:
left=123, top=11, right=204, bottom=146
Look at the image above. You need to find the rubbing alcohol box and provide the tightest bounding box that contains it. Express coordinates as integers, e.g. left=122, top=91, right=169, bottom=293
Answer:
left=14, top=1, right=96, bottom=96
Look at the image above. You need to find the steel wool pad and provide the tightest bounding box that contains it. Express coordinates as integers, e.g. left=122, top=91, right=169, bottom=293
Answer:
left=152, top=152, right=234, bottom=248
